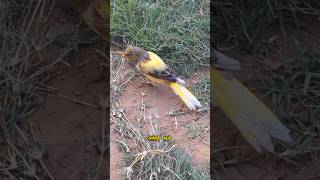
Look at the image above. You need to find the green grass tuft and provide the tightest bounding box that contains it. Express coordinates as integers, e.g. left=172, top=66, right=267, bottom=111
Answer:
left=111, top=0, right=210, bottom=77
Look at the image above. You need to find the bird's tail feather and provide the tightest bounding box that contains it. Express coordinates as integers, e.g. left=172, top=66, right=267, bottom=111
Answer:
left=212, top=69, right=292, bottom=152
left=170, top=83, right=201, bottom=110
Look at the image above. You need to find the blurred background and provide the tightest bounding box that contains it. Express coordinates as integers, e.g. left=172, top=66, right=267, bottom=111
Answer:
left=213, top=1, right=320, bottom=179
left=0, top=0, right=108, bottom=179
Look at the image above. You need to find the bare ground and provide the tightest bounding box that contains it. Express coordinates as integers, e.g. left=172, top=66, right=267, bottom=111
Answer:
left=27, top=48, right=109, bottom=180
left=110, top=70, right=210, bottom=178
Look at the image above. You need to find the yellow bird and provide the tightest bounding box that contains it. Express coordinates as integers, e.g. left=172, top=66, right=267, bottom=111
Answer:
left=123, top=46, right=202, bottom=110
left=212, top=49, right=292, bottom=152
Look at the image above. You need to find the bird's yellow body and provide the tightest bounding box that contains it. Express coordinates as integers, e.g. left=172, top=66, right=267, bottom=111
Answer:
left=137, top=52, right=172, bottom=85
left=123, top=47, right=201, bottom=110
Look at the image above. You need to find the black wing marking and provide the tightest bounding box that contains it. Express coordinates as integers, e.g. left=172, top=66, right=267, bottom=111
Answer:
left=148, top=68, right=178, bottom=83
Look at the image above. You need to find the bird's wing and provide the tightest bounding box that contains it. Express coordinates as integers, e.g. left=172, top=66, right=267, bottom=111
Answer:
left=147, top=69, right=178, bottom=83
left=138, top=52, right=179, bottom=83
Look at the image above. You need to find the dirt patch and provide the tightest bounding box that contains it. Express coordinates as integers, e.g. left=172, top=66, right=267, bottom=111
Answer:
left=27, top=48, right=110, bottom=179
left=113, top=71, right=210, bottom=168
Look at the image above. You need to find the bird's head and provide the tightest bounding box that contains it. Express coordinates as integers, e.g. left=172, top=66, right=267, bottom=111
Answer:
left=122, top=46, right=147, bottom=65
